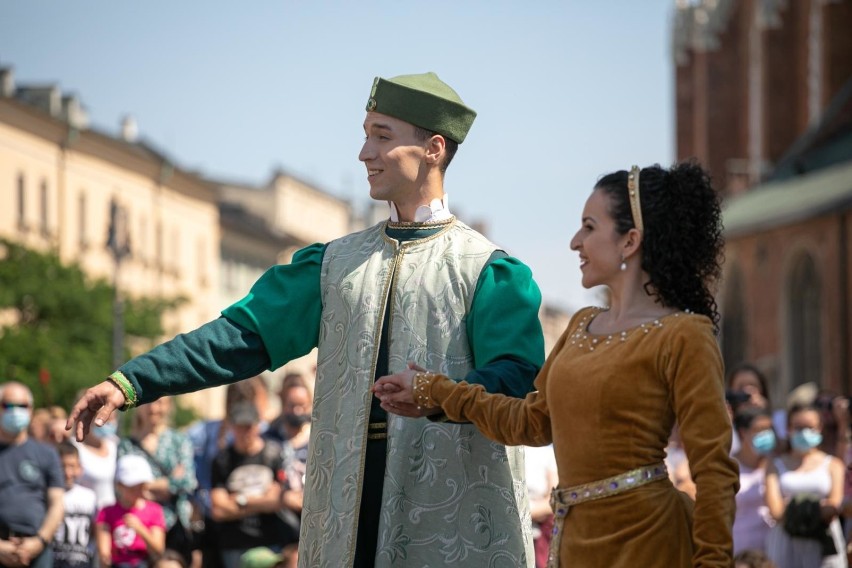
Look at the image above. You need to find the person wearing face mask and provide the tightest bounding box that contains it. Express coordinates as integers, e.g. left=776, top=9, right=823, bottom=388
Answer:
left=765, top=404, right=847, bottom=567
left=732, top=407, right=777, bottom=555
left=264, top=374, right=312, bottom=463
left=71, top=391, right=119, bottom=509
left=0, top=381, right=64, bottom=568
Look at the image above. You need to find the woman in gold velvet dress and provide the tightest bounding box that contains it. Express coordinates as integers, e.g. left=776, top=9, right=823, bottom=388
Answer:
left=374, top=162, right=740, bottom=567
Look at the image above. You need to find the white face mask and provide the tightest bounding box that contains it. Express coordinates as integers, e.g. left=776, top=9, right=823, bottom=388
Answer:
left=1, top=407, right=31, bottom=434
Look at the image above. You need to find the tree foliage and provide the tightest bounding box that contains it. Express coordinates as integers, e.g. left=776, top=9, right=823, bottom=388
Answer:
left=0, top=239, right=183, bottom=410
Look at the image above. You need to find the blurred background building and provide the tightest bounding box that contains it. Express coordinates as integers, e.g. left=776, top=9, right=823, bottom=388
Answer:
left=674, top=0, right=852, bottom=402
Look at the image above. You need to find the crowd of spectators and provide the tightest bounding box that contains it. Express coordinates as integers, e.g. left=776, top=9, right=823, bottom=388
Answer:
left=0, top=372, right=313, bottom=568
left=671, top=362, right=852, bottom=568
left=14, top=354, right=852, bottom=568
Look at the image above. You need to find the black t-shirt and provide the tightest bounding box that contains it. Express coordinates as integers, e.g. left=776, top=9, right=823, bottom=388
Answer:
left=210, top=441, right=298, bottom=550
left=0, top=438, right=63, bottom=534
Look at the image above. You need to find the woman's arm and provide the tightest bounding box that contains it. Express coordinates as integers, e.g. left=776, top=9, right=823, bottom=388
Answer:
left=95, top=523, right=112, bottom=568
left=764, top=460, right=786, bottom=521
left=667, top=317, right=740, bottom=567
left=374, top=326, right=573, bottom=447
left=165, top=431, right=199, bottom=496
left=821, top=455, right=846, bottom=522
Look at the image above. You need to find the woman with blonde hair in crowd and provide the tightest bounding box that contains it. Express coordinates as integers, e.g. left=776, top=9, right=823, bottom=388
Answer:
left=118, top=396, right=197, bottom=566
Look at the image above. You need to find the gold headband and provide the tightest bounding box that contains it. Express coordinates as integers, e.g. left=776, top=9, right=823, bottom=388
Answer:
left=627, top=165, right=643, bottom=232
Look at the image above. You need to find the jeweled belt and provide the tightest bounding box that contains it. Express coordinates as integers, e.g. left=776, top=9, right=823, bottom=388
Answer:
left=546, top=462, right=668, bottom=568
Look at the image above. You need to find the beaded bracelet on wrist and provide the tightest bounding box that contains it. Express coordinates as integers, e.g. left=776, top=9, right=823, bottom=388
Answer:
left=107, top=371, right=138, bottom=410
left=413, top=372, right=441, bottom=410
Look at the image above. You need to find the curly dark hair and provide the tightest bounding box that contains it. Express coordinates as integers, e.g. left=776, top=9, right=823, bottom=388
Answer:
left=594, top=160, right=724, bottom=332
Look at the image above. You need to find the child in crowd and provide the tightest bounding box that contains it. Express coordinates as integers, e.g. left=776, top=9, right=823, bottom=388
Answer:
left=150, top=550, right=187, bottom=568
left=95, top=455, right=165, bottom=568
left=52, top=442, right=97, bottom=568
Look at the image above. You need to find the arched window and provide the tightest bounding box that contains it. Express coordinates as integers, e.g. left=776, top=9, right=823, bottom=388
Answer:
left=788, top=252, right=822, bottom=388
left=722, top=264, right=747, bottom=371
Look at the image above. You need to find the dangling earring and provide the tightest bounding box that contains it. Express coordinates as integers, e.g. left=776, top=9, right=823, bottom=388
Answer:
left=620, top=256, right=627, bottom=271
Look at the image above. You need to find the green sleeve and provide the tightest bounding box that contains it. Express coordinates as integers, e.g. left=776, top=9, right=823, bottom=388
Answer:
left=118, top=317, right=271, bottom=405
left=117, top=243, right=325, bottom=405
left=463, top=254, right=545, bottom=397
left=222, top=243, right=325, bottom=369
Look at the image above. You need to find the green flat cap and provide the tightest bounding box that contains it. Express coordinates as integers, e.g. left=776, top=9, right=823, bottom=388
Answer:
left=365, top=72, right=477, bottom=143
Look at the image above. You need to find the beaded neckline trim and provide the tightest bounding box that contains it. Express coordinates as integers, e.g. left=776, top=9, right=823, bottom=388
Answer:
left=569, top=307, right=689, bottom=351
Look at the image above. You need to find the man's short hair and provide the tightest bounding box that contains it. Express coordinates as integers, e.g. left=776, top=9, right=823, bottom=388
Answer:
left=57, top=441, right=79, bottom=459
left=413, top=127, right=459, bottom=173
left=0, top=381, right=34, bottom=407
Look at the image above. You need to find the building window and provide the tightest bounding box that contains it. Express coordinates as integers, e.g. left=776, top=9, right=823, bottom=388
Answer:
left=138, top=216, right=147, bottom=264
left=197, top=237, right=207, bottom=287
left=78, top=193, right=88, bottom=249
left=171, top=227, right=180, bottom=276
left=722, top=264, right=747, bottom=372
left=17, top=173, right=25, bottom=230
left=788, top=252, right=822, bottom=388
left=40, top=179, right=49, bottom=236
left=156, top=222, right=164, bottom=270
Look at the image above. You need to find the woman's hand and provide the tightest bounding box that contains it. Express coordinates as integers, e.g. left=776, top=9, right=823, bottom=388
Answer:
left=373, top=362, right=441, bottom=418
left=820, top=502, right=840, bottom=523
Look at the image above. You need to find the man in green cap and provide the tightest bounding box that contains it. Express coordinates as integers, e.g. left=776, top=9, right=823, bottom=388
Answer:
left=68, top=72, right=545, bottom=567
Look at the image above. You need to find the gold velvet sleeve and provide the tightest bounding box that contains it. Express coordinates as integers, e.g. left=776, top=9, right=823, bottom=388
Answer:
left=419, top=325, right=575, bottom=447
left=664, top=316, right=740, bottom=567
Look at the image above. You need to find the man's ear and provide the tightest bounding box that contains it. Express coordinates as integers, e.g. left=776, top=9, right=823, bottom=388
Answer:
left=424, top=134, right=446, bottom=166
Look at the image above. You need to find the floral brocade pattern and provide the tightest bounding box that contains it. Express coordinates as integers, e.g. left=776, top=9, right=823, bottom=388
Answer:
left=300, top=221, right=533, bottom=567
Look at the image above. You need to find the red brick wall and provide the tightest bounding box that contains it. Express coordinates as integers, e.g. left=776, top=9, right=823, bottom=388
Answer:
left=724, top=214, right=846, bottom=394
left=704, top=0, right=748, bottom=194
left=675, top=60, right=695, bottom=161
left=764, top=1, right=808, bottom=165
left=825, top=1, right=852, bottom=107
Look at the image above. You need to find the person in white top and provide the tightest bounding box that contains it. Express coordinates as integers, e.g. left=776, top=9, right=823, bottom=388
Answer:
left=765, top=403, right=847, bottom=568
left=71, top=415, right=118, bottom=508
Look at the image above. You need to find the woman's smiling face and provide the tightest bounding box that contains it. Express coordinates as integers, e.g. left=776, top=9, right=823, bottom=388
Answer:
left=570, top=189, right=625, bottom=289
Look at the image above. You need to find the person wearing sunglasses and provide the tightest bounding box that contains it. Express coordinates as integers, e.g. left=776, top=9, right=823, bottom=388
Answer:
left=0, top=382, right=65, bottom=568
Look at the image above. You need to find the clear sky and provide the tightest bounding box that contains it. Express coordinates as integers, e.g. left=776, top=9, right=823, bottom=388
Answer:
left=1, top=1, right=677, bottom=312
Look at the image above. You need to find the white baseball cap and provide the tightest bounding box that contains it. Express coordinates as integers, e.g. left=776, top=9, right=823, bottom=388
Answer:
left=115, top=454, right=154, bottom=486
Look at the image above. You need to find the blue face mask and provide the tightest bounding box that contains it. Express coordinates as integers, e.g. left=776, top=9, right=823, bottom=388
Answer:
left=1, top=407, right=31, bottom=435
left=93, top=422, right=118, bottom=439
left=791, top=428, right=823, bottom=451
left=751, top=429, right=776, bottom=455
